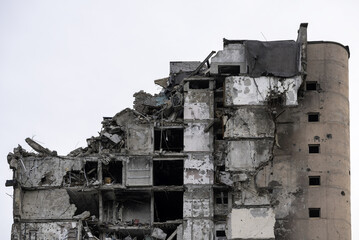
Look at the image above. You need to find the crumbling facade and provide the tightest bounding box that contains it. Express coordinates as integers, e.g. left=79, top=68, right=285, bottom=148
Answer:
left=6, top=23, right=350, bottom=239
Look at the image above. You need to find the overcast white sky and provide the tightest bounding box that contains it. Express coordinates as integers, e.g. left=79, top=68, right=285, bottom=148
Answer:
left=1, top=0, right=358, bottom=239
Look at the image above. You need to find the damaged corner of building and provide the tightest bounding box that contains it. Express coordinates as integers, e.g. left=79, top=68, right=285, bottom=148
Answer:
left=6, top=23, right=351, bottom=240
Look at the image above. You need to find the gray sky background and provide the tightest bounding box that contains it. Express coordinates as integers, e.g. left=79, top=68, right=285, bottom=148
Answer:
left=0, top=0, right=358, bottom=238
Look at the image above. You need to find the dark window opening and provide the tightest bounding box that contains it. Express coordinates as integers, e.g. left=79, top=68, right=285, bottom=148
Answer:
left=216, top=230, right=226, bottom=237
left=308, top=113, right=319, bottom=122
left=85, top=162, right=98, bottom=180
left=103, top=161, right=123, bottom=184
left=306, top=81, right=318, bottom=91
left=218, top=65, right=240, bottom=75
left=268, top=96, right=284, bottom=107
left=309, top=176, right=320, bottom=186
left=309, top=208, right=320, bottom=218
left=67, top=190, right=99, bottom=217
left=189, top=80, right=209, bottom=89
left=153, top=160, right=183, bottom=186
left=309, top=144, right=320, bottom=154
left=214, top=121, right=224, bottom=140
left=218, top=165, right=225, bottom=171
left=154, top=128, right=184, bottom=152
left=215, top=191, right=228, bottom=205
left=154, top=191, right=183, bottom=222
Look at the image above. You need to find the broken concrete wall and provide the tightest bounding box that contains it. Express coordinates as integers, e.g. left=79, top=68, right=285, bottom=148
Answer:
left=223, top=107, right=275, bottom=139
left=16, top=222, right=80, bottom=240
left=22, top=189, right=77, bottom=219
left=226, top=140, right=273, bottom=171
left=183, top=219, right=214, bottom=240
left=227, top=208, right=275, bottom=239
left=126, top=123, right=153, bottom=154
left=16, top=156, right=83, bottom=188
left=224, top=75, right=302, bottom=106
left=184, top=122, right=213, bottom=152
left=184, top=154, right=213, bottom=185
left=184, top=91, right=214, bottom=120
left=210, top=43, right=247, bottom=75
left=183, top=186, right=213, bottom=218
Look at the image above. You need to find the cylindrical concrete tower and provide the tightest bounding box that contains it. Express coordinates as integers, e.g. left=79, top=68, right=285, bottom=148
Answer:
left=282, top=42, right=350, bottom=239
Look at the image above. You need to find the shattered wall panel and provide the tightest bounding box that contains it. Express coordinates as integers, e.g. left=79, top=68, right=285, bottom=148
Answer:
left=183, top=219, right=214, bottom=240
left=223, top=107, right=275, bottom=138
left=184, top=154, right=213, bottom=185
left=183, top=186, right=213, bottom=218
left=184, top=91, right=214, bottom=120
left=127, top=123, right=153, bottom=154
left=17, top=156, right=83, bottom=188
left=22, top=189, right=77, bottom=219
left=226, top=140, right=273, bottom=171
left=210, top=43, right=247, bottom=75
left=224, top=76, right=302, bottom=106
left=184, top=122, right=213, bottom=152
left=227, top=208, right=275, bottom=239
left=18, top=222, right=79, bottom=240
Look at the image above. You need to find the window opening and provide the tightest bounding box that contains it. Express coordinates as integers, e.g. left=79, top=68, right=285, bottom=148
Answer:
left=189, top=80, right=209, bottom=89
left=309, top=144, right=320, bottom=153
left=306, top=81, right=318, bottom=91
left=103, top=161, right=123, bottom=184
left=215, top=192, right=228, bottom=204
left=67, top=190, right=99, bottom=217
left=309, top=208, right=320, bottom=218
left=154, top=191, right=183, bottom=222
left=218, top=65, right=240, bottom=75
left=216, top=230, right=226, bottom=237
left=154, top=128, right=184, bottom=152
left=309, top=176, right=320, bottom=186
left=308, top=113, right=319, bottom=122
left=108, top=191, right=151, bottom=224
left=153, top=160, right=183, bottom=186
left=85, top=162, right=98, bottom=181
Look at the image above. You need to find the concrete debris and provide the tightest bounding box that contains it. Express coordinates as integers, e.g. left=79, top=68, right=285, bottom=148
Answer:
left=5, top=23, right=351, bottom=240
left=73, top=211, right=91, bottom=220
left=25, top=137, right=57, bottom=156
left=151, top=228, right=167, bottom=240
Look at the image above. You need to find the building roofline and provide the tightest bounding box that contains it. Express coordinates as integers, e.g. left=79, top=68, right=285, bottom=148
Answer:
left=308, top=41, right=350, bottom=58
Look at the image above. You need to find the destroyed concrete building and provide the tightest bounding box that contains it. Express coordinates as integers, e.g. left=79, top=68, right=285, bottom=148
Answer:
left=6, top=23, right=351, bottom=239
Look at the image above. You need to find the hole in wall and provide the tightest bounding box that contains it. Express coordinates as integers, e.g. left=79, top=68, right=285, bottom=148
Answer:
left=309, top=208, right=320, bottom=218
left=189, top=80, right=209, bottom=89
left=308, top=144, right=320, bottom=154
left=309, top=176, right=320, bottom=186
left=308, top=113, right=319, bottom=122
